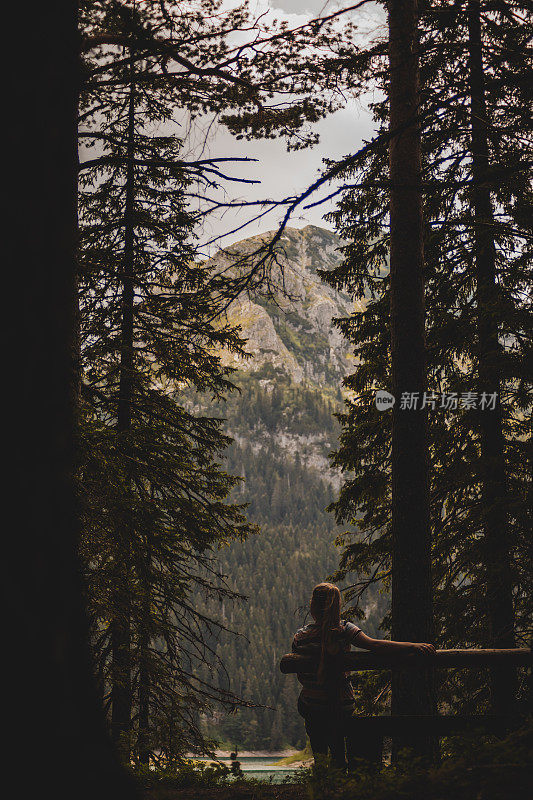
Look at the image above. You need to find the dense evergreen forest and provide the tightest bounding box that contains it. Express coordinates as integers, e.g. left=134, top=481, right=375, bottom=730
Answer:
left=188, top=374, right=386, bottom=750
left=11, top=1, right=531, bottom=798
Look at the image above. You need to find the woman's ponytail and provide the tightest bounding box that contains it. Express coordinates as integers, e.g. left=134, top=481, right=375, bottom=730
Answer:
left=311, top=583, right=342, bottom=684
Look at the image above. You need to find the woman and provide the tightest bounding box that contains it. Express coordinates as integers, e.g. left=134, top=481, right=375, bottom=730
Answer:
left=292, top=582, right=435, bottom=770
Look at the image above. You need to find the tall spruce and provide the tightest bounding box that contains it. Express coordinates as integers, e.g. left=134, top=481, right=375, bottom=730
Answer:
left=78, top=24, right=255, bottom=762
left=7, top=1, right=137, bottom=796
left=110, top=55, right=136, bottom=756
left=387, top=0, right=435, bottom=753
left=79, top=0, right=364, bottom=762
left=321, top=0, right=531, bottom=720
left=466, top=0, right=517, bottom=715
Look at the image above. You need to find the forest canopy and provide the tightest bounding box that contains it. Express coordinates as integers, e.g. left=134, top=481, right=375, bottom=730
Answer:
left=8, top=0, right=531, bottom=796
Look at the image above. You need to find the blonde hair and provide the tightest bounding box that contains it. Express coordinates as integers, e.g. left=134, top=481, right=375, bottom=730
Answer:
left=310, top=583, right=342, bottom=684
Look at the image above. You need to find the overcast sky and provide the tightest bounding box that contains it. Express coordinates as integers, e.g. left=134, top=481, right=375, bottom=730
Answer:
left=190, top=0, right=385, bottom=252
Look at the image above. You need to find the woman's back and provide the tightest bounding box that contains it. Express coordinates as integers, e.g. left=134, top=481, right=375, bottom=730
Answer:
left=292, top=618, right=361, bottom=709
left=292, top=582, right=435, bottom=770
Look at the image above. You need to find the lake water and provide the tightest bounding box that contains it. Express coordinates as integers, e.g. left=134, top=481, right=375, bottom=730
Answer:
left=192, top=755, right=304, bottom=783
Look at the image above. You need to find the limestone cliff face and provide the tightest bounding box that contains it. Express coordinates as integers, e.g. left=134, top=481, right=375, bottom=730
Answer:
left=210, top=225, right=362, bottom=387
left=223, top=294, right=305, bottom=383
left=204, top=225, right=365, bottom=488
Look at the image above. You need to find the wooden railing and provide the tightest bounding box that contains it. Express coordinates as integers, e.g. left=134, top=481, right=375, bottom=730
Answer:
left=279, top=648, right=532, bottom=739
left=280, top=648, right=531, bottom=674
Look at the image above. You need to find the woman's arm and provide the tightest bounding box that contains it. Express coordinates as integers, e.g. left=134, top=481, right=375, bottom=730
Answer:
left=353, top=630, right=435, bottom=655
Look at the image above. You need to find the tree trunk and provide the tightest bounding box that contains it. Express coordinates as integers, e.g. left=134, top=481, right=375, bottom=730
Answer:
left=137, top=536, right=152, bottom=768
left=138, top=634, right=151, bottom=768
left=110, top=68, right=136, bottom=758
left=466, top=0, right=516, bottom=716
left=388, top=0, right=435, bottom=758
left=7, top=1, right=136, bottom=796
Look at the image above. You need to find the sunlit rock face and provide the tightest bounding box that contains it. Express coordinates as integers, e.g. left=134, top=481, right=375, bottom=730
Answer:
left=208, top=225, right=360, bottom=386
left=201, top=225, right=367, bottom=489
left=221, top=293, right=305, bottom=383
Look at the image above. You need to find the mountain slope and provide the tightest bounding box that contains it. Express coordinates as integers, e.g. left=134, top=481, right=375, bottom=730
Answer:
left=207, top=225, right=366, bottom=485
left=214, top=225, right=362, bottom=386
left=191, top=226, right=384, bottom=750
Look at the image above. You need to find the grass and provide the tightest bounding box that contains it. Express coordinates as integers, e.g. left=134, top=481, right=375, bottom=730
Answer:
left=273, top=743, right=313, bottom=766
left=139, top=722, right=533, bottom=800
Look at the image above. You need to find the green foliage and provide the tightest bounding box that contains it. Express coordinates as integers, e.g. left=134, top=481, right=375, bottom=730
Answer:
left=319, top=0, right=532, bottom=715
left=274, top=742, right=313, bottom=766
left=137, top=759, right=232, bottom=789
left=77, top=0, right=365, bottom=763
left=305, top=723, right=533, bottom=800
left=135, top=723, right=533, bottom=798
left=187, top=376, right=384, bottom=749
left=199, top=370, right=342, bottom=437
left=78, top=1, right=260, bottom=762
left=81, top=0, right=361, bottom=151
left=138, top=765, right=308, bottom=800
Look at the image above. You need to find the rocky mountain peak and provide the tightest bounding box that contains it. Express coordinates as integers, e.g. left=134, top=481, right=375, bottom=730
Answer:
left=210, top=225, right=362, bottom=387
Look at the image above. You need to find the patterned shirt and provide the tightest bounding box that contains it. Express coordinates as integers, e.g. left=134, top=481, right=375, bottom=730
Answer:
left=292, top=619, right=362, bottom=709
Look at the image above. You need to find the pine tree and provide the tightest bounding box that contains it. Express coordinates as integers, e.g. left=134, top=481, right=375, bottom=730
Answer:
left=387, top=0, right=435, bottom=753
left=78, top=19, right=255, bottom=763
left=320, top=0, right=531, bottom=720
left=7, top=2, right=136, bottom=796
left=78, top=0, right=366, bottom=761
left=465, top=0, right=517, bottom=715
